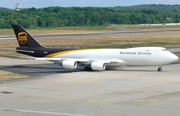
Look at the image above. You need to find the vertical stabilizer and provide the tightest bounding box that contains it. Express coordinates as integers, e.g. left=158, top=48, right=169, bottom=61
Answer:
left=12, top=25, right=43, bottom=48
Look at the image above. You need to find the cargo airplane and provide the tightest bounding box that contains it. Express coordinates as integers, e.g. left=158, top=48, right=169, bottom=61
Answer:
left=12, top=25, right=178, bottom=72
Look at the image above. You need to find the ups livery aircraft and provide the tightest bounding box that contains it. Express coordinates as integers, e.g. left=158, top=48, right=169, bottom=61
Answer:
left=12, top=25, right=178, bottom=71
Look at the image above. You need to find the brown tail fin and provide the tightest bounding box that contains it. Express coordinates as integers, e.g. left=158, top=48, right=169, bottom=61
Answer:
left=12, top=25, right=43, bottom=48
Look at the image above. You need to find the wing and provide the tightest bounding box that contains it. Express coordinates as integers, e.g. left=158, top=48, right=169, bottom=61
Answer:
left=36, top=58, right=126, bottom=70
left=35, top=58, right=126, bottom=64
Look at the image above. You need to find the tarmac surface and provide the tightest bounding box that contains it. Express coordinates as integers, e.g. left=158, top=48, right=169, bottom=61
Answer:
left=0, top=57, right=180, bottom=116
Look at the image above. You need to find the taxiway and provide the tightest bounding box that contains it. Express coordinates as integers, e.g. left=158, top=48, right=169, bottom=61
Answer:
left=0, top=57, right=180, bottom=116
left=1, top=29, right=180, bottom=40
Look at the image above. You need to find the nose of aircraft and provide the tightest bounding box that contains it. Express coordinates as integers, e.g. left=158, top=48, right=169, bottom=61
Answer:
left=174, top=54, right=179, bottom=61
left=167, top=53, right=178, bottom=62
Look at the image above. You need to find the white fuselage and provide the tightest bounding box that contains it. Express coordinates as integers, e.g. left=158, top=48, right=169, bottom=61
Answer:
left=51, top=47, right=178, bottom=66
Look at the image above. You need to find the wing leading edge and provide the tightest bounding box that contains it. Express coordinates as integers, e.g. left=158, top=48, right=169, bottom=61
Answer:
left=35, top=58, right=126, bottom=64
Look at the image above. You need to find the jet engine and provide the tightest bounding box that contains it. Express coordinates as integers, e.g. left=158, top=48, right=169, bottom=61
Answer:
left=91, top=62, right=106, bottom=71
left=61, top=60, right=77, bottom=69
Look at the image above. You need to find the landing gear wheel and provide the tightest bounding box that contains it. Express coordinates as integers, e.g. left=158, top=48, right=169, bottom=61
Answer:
left=157, top=67, right=162, bottom=72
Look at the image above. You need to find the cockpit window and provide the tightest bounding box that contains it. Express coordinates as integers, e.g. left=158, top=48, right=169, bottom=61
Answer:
left=162, top=49, right=167, bottom=51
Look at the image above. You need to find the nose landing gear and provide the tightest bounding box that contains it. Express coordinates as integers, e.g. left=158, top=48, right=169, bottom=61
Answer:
left=157, top=66, right=162, bottom=72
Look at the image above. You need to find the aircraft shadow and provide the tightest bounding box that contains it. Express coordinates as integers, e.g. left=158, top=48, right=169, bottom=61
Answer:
left=0, top=64, right=84, bottom=77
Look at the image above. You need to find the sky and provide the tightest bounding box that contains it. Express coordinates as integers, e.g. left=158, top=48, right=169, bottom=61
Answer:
left=1, top=0, right=180, bottom=9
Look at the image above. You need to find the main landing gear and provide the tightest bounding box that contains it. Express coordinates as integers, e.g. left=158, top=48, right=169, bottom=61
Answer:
left=157, top=66, right=162, bottom=72
left=84, top=67, right=92, bottom=71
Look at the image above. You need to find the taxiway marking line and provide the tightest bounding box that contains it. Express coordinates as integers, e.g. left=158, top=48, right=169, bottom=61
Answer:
left=2, top=109, right=93, bottom=116
left=135, top=99, right=158, bottom=103
left=94, top=101, right=101, bottom=116
left=88, top=99, right=112, bottom=103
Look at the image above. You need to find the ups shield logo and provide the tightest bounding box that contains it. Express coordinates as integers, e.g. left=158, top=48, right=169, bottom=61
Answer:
left=18, top=32, right=27, bottom=44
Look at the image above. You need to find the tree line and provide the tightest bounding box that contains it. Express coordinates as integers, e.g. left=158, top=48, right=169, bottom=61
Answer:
left=0, top=5, right=180, bottom=29
left=112, top=4, right=180, bottom=12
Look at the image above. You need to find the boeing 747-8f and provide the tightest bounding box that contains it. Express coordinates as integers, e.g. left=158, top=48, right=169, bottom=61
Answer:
left=12, top=25, right=178, bottom=71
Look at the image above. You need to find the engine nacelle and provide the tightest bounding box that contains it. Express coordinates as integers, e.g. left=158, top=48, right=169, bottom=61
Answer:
left=61, top=60, right=77, bottom=69
left=91, top=62, right=106, bottom=71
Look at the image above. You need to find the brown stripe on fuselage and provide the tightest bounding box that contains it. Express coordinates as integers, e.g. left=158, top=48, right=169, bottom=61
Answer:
left=16, top=47, right=77, bottom=57
left=44, top=49, right=98, bottom=58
